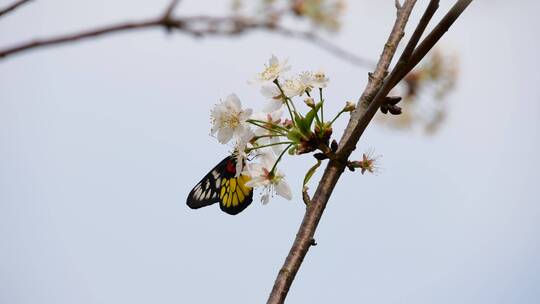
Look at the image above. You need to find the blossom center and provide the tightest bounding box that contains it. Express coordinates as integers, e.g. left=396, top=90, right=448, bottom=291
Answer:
left=261, top=64, right=279, bottom=80
left=224, top=114, right=240, bottom=128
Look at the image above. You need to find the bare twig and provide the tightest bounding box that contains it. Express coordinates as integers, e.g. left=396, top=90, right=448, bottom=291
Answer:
left=396, top=1, right=439, bottom=66
left=266, top=1, right=418, bottom=303
left=0, top=3, right=372, bottom=67
left=384, top=0, right=439, bottom=90
left=271, top=25, right=377, bottom=68
left=267, top=1, right=473, bottom=303
left=0, top=19, right=164, bottom=58
left=406, top=0, right=474, bottom=77
left=0, top=0, right=32, bottom=18
left=340, top=0, right=473, bottom=155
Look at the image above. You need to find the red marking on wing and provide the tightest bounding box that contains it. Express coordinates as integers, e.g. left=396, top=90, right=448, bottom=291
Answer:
left=226, top=160, right=236, bottom=174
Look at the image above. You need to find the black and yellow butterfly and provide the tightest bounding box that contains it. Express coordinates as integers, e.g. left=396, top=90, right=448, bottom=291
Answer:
left=186, top=156, right=253, bottom=215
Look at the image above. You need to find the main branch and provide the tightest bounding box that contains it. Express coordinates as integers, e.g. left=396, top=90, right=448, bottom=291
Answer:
left=267, top=1, right=473, bottom=303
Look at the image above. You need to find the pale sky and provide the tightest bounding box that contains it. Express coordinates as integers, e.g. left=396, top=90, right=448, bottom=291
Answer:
left=1, top=1, right=539, bottom=303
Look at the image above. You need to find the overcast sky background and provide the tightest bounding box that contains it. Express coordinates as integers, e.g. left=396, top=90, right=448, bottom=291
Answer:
left=1, top=1, right=539, bottom=303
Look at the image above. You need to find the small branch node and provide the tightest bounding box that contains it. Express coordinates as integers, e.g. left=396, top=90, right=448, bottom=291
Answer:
left=163, top=0, right=181, bottom=20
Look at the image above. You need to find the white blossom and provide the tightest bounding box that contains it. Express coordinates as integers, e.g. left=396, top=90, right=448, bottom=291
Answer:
left=282, top=77, right=308, bottom=98
left=299, top=70, right=329, bottom=89
left=210, top=94, right=253, bottom=144
left=311, top=70, right=330, bottom=88
left=245, top=152, right=292, bottom=204
left=260, top=84, right=283, bottom=113
left=232, top=129, right=255, bottom=177
left=254, top=55, right=291, bottom=84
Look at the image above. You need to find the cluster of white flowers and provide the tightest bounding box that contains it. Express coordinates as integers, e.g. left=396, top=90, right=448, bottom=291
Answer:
left=210, top=55, right=331, bottom=205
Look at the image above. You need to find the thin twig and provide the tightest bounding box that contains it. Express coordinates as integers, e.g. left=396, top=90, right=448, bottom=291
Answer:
left=340, top=0, right=474, bottom=155
left=406, top=0, right=474, bottom=77
left=163, top=0, right=181, bottom=19
left=384, top=0, right=439, bottom=90
left=271, top=25, right=377, bottom=68
left=397, top=1, right=439, bottom=64
left=266, top=2, right=418, bottom=303
left=0, top=5, right=372, bottom=67
left=0, top=0, right=32, bottom=18
left=0, top=19, right=163, bottom=58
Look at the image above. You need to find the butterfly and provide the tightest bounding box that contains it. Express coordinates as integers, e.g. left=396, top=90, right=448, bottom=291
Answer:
left=186, top=156, right=253, bottom=215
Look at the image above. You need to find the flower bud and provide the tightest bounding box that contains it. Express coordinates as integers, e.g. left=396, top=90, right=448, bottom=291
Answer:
left=313, top=152, right=328, bottom=160
left=282, top=118, right=294, bottom=128
left=331, top=140, right=338, bottom=152
left=304, top=97, right=315, bottom=108
left=350, top=151, right=381, bottom=175
left=344, top=101, right=356, bottom=112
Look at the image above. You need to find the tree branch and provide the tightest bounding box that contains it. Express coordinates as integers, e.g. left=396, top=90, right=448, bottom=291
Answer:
left=395, top=0, right=439, bottom=68
left=339, top=0, right=473, bottom=156
left=0, top=19, right=164, bottom=58
left=267, top=1, right=473, bottom=303
left=0, top=0, right=33, bottom=18
left=0, top=3, right=372, bottom=67
left=266, top=1, right=418, bottom=303
left=406, top=0, right=474, bottom=77
left=271, top=25, right=377, bottom=68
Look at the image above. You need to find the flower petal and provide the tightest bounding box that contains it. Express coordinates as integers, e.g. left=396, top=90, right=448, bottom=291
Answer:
left=260, top=84, right=281, bottom=99
left=226, top=93, right=241, bottom=109
left=263, top=100, right=283, bottom=113
left=245, top=175, right=266, bottom=188
left=240, top=108, right=253, bottom=120
left=269, top=55, right=278, bottom=66
left=275, top=180, right=292, bottom=200
left=217, top=128, right=233, bottom=144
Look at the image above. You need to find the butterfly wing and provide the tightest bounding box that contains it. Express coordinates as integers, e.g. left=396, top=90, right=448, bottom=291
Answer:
left=218, top=173, right=253, bottom=215
left=186, top=156, right=253, bottom=215
left=186, top=157, right=229, bottom=209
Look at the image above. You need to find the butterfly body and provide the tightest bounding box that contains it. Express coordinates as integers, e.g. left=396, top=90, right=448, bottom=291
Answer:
left=186, top=156, right=253, bottom=215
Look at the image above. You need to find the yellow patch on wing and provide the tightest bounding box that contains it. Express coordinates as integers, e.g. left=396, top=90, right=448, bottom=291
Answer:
left=220, top=175, right=252, bottom=209
left=238, top=175, right=251, bottom=195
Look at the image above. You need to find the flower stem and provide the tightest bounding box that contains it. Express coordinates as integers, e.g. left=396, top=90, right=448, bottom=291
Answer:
left=274, top=79, right=296, bottom=124
left=252, top=134, right=284, bottom=141
left=246, top=141, right=293, bottom=153
left=304, top=90, right=322, bottom=127
left=270, top=143, right=293, bottom=175
left=284, top=101, right=295, bottom=122
left=313, top=111, right=322, bottom=127
left=319, top=88, right=324, bottom=123
left=247, top=119, right=289, bottom=132
left=330, top=110, right=346, bottom=125
left=288, top=97, right=298, bottom=113
left=247, top=120, right=288, bottom=136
